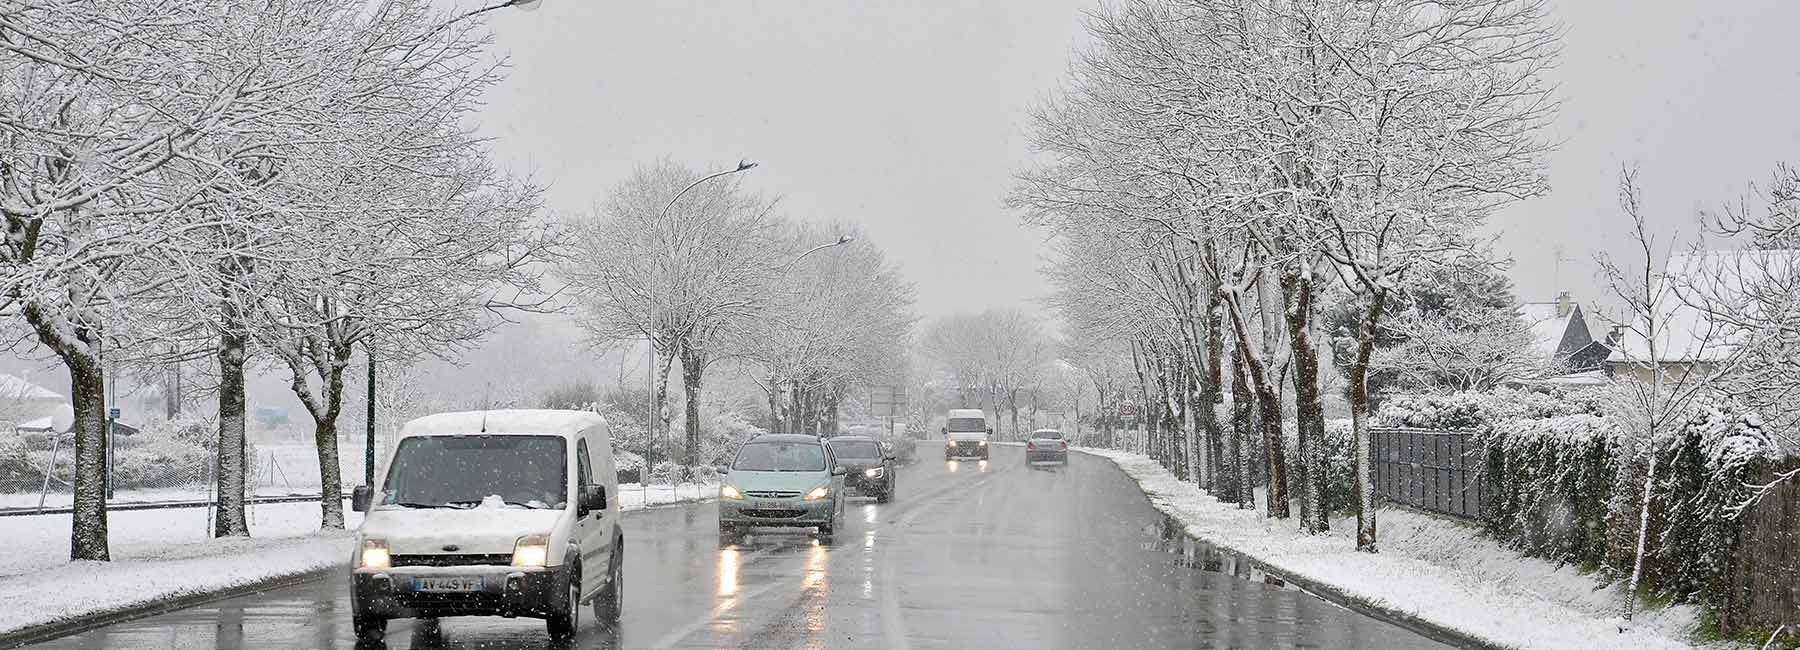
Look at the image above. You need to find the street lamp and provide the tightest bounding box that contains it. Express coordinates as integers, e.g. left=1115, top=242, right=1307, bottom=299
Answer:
left=647, top=160, right=759, bottom=473
left=366, top=0, right=543, bottom=489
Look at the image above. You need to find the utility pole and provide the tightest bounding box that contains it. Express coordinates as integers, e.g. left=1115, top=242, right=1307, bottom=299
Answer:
left=365, top=343, right=376, bottom=487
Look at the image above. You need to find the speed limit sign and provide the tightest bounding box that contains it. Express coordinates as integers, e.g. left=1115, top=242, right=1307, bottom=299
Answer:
left=1118, top=399, right=1137, bottom=419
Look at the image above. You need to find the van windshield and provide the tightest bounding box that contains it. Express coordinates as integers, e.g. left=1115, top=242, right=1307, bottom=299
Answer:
left=732, top=441, right=826, bottom=472
left=381, top=435, right=567, bottom=509
left=947, top=417, right=986, bottom=432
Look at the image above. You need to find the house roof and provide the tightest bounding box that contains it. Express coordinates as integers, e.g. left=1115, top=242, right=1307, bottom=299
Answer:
left=0, top=374, right=61, bottom=401
left=1518, top=302, right=1582, bottom=358
left=1606, top=249, right=1798, bottom=365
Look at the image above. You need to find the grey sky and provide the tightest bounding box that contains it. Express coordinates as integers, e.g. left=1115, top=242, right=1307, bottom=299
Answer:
left=478, top=1, right=1092, bottom=318
left=477, top=0, right=1800, bottom=326
left=11, top=0, right=1797, bottom=415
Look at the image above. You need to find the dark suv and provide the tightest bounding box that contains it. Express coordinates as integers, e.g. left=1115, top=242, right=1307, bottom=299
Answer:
left=826, top=436, right=896, bottom=503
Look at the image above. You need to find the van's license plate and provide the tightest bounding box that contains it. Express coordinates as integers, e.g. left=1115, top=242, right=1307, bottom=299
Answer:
left=413, top=576, right=482, bottom=593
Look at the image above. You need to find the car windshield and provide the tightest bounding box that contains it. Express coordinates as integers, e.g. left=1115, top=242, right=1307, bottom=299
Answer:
left=1031, top=431, right=1064, bottom=440
left=946, top=417, right=986, bottom=432
left=380, top=435, right=566, bottom=509
left=827, top=439, right=882, bottom=460
left=732, top=441, right=826, bottom=472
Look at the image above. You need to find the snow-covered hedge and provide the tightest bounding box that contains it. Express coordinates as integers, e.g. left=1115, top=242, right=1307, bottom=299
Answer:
left=1467, top=395, right=1784, bottom=636
left=1376, top=387, right=1608, bottom=431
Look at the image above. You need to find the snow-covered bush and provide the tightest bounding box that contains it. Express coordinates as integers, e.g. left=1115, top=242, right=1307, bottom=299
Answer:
left=1644, top=399, right=1775, bottom=610
left=647, top=460, right=683, bottom=486
left=111, top=430, right=211, bottom=490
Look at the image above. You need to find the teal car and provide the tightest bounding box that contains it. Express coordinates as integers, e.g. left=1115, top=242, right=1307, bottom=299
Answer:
left=717, top=434, right=847, bottom=541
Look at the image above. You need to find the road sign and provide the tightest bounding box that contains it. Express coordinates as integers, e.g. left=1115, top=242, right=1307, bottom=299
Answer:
left=108, top=407, right=120, bottom=420
left=868, top=385, right=906, bottom=418
left=1117, top=400, right=1137, bottom=419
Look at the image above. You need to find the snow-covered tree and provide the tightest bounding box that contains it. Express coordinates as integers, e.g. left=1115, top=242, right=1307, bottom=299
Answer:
left=564, top=160, right=780, bottom=466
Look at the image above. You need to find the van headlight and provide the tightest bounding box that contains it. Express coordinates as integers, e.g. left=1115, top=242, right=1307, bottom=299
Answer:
left=512, top=534, right=550, bottom=567
left=864, top=467, right=884, bottom=478
left=804, top=485, right=830, bottom=501
left=359, top=538, right=391, bottom=569
left=720, top=484, right=745, bottom=500
left=978, top=440, right=987, bottom=446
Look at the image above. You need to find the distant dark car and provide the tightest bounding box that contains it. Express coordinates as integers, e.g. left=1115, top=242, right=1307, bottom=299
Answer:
left=1025, top=429, right=1068, bottom=465
left=826, top=435, right=896, bottom=503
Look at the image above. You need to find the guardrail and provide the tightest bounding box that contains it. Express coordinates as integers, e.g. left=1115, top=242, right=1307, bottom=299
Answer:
left=0, top=492, right=352, bottom=518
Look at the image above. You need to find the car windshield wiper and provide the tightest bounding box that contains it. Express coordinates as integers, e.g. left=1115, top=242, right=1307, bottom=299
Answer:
left=390, top=501, right=445, bottom=509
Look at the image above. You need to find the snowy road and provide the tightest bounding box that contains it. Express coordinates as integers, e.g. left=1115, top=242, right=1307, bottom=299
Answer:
left=17, top=447, right=1451, bottom=649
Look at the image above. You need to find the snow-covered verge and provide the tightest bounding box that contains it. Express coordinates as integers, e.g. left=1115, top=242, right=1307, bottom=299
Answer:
left=0, top=481, right=718, bottom=644
left=1077, top=446, right=1728, bottom=650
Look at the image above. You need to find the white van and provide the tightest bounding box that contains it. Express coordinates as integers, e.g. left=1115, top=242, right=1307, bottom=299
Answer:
left=348, top=410, right=623, bottom=642
left=942, top=408, right=992, bottom=460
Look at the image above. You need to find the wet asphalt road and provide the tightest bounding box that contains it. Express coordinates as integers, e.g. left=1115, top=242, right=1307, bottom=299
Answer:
left=20, top=446, right=1453, bottom=650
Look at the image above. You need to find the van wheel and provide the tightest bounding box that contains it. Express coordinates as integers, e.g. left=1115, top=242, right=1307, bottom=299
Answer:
left=594, top=537, right=623, bottom=626
left=546, top=564, right=580, bottom=639
left=352, top=611, right=385, bottom=642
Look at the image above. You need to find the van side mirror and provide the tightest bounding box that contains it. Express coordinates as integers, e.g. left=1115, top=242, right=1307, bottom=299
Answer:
left=579, top=484, right=607, bottom=516
left=831, top=465, right=848, bottom=476
left=352, top=485, right=372, bottom=513
left=715, top=465, right=730, bottom=476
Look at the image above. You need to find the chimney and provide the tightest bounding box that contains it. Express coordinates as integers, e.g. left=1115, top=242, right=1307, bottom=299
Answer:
left=1555, top=290, right=1571, bottom=318
left=1606, top=325, right=1624, bottom=346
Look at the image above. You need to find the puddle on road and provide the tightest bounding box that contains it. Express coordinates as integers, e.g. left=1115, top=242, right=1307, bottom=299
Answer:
left=1144, top=515, right=1301, bottom=592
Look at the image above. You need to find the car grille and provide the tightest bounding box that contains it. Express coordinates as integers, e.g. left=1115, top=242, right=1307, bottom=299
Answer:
left=742, top=508, right=806, bottom=519
left=391, top=553, right=513, bottom=567
left=744, top=490, right=801, bottom=499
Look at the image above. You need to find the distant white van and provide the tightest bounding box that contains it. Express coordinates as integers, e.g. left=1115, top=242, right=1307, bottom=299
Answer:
left=349, top=409, right=623, bottom=642
left=942, top=408, right=992, bottom=460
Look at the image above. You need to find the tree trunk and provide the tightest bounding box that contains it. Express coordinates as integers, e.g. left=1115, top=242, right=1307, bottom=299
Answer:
left=679, top=341, right=704, bottom=467
left=165, top=364, right=182, bottom=420
left=288, top=351, right=350, bottom=531
left=766, top=377, right=783, bottom=432
left=214, top=329, right=250, bottom=538
left=24, top=304, right=109, bottom=561
left=1226, top=289, right=1289, bottom=519
left=653, top=347, right=675, bottom=450
left=1230, top=345, right=1256, bottom=509
left=1204, top=291, right=1226, bottom=494
left=1349, top=290, right=1389, bottom=552
left=1285, top=269, right=1328, bottom=533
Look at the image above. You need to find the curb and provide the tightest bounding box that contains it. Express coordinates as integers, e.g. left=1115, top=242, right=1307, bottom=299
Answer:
left=1072, top=448, right=1512, bottom=650
left=0, top=564, right=341, bottom=649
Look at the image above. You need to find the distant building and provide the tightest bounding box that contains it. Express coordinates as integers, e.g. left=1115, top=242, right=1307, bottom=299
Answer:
left=1519, top=291, right=1599, bottom=371
left=1603, top=250, right=1794, bottom=383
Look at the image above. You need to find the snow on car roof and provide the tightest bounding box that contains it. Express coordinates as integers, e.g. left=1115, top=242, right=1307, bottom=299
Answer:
left=399, top=409, right=604, bottom=437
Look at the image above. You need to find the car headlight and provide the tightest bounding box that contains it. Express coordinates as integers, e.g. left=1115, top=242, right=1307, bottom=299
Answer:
left=512, top=534, right=550, bottom=567
left=720, top=484, right=745, bottom=500
left=359, top=538, right=391, bottom=569
left=864, top=467, right=885, bottom=478
left=804, top=485, right=830, bottom=501
left=978, top=440, right=987, bottom=446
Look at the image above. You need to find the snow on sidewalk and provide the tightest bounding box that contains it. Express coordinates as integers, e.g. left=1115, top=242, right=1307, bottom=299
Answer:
left=1077, top=447, right=1716, bottom=650
left=0, top=481, right=717, bottom=640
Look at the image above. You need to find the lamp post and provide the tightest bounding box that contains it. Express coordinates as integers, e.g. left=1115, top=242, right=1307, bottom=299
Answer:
left=765, top=235, right=854, bottom=438
left=364, top=0, right=541, bottom=490
left=647, top=161, right=758, bottom=475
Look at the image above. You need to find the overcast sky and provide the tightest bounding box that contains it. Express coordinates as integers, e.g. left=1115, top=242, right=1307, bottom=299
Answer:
left=17, top=1, right=1795, bottom=411
left=474, top=0, right=1800, bottom=328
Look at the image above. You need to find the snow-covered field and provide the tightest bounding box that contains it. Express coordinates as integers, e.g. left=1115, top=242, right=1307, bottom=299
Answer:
left=0, top=481, right=717, bottom=640
left=1076, top=447, right=1720, bottom=650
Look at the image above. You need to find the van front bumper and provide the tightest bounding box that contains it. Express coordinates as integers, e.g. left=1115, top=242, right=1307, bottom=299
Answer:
left=351, top=563, right=572, bottom=620
left=718, top=497, right=836, bottom=527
